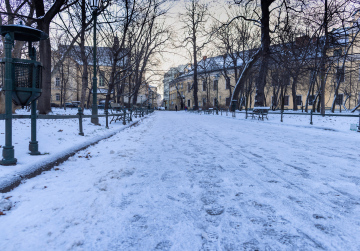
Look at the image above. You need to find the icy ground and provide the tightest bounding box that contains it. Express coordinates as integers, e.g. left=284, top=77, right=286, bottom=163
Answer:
left=1, top=111, right=360, bottom=250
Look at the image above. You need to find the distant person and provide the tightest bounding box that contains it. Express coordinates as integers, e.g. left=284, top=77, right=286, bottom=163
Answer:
left=185, top=106, right=188, bottom=111
left=175, top=105, right=178, bottom=112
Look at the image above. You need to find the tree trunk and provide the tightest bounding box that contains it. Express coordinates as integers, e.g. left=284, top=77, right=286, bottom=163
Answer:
left=254, top=0, right=272, bottom=107
left=38, top=24, right=52, bottom=114
left=320, top=0, right=328, bottom=115
left=193, top=42, right=199, bottom=110
left=292, top=76, right=298, bottom=111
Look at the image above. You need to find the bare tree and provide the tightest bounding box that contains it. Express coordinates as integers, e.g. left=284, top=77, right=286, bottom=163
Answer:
left=181, top=0, right=210, bottom=110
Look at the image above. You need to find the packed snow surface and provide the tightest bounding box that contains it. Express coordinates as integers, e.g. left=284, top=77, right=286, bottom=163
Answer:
left=1, top=111, right=360, bottom=250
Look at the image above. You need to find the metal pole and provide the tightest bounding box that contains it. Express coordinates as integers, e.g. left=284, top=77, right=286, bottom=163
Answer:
left=1, top=33, right=17, bottom=165
left=216, top=81, right=219, bottom=115
left=91, top=10, right=99, bottom=125
left=29, top=46, right=40, bottom=155
left=105, top=108, right=109, bottom=129
left=123, top=109, right=126, bottom=125
left=78, top=107, right=84, bottom=136
left=29, top=100, right=40, bottom=155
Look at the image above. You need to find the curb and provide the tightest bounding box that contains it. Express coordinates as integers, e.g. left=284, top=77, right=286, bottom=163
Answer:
left=0, top=117, right=146, bottom=193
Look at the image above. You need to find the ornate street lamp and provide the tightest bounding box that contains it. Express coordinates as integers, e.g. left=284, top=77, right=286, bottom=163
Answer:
left=89, top=0, right=101, bottom=125
left=0, top=24, right=48, bottom=165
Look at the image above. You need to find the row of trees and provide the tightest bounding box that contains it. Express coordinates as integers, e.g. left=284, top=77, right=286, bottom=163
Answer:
left=1, top=0, right=170, bottom=113
left=180, top=0, right=360, bottom=113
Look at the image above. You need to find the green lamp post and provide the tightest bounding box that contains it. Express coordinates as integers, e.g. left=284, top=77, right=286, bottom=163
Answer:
left=0, top=24, right=48, bottom=165
left=89, top=0, right=101, bottom=125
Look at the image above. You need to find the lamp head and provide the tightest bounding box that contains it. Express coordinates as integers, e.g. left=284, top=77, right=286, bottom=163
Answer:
left=89, top=0, right=100, bottom=9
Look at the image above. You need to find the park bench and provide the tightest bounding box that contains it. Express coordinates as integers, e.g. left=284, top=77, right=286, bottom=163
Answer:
left=110, top=103, right=122, bottom=112
left=251, top=107, right=270, bottom=120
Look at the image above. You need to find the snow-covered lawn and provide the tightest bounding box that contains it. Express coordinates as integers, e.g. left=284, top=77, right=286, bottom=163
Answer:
left=0, top=108, right=142, bottom=189
left=1, top=110, right=360, bottom=250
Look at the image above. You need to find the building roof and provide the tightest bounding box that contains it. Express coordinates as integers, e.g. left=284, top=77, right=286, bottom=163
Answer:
left=58, top=44, right=128, bottom=67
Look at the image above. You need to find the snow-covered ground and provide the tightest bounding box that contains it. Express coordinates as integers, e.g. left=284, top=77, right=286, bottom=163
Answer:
left=1, top=110, right=360, bottom=250
left=0, top=108, right=142, bottom=190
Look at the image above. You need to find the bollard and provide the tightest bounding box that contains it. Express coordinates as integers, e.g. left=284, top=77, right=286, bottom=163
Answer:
left=123, top=109, right=126, bottom=125
left=310, top=110, right=313, bottom=125
left=245, top=108, right=248, bottom=119
left=78, top=107, right=84, bottom=136
left=281, top=109, right=283, bottom=122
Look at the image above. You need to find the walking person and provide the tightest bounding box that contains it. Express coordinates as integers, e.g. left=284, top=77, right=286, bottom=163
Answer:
left=175, top=105, right=178, bottom=112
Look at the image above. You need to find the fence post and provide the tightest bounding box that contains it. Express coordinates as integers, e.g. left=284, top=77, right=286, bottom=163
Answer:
left=78, top=107, right=84, bottom=136
left=310, top=110, right=313, bottom=125
left=245, top=108, right=248, bottom=119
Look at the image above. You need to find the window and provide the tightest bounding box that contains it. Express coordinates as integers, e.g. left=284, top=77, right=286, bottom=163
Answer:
left=181, top=91, right=184, bottom=97
left=336, top=67, right=344, bottom=82
left=335, top=93, right=343, bottom=105
left=99, top=71, right=105, bottom=86
left=188, top=100, right=191, bottom=107
left=188, top=83, right=191, bottom=92
left=226, top=78, right=230, bottom=90
left=226, top=97, right=230, bottom=106
left=308, top=95, right=316, bottom=105
left=203, top=98, right=206, bottom=106
left=296, top=95, right=302, bottom=106
left=213, top=80, right=218, bottom=91
left=203, top=81, right=207, bottom=91
left=55, top=77, right=60, bottom=87
left=56, top=93, right=60, bottom=101
left=181, top=83, right=183, bottom=89
left=213, top=98, right=216, bottom=106
left=284, top=95, right=289, bottom=106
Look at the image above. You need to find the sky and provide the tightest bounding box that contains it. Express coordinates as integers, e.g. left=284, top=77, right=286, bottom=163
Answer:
left=148, top=0, right=233, bottom=91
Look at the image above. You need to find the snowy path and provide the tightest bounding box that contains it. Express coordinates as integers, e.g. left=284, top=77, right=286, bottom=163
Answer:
left=1, top=111, right=360, bottom=250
